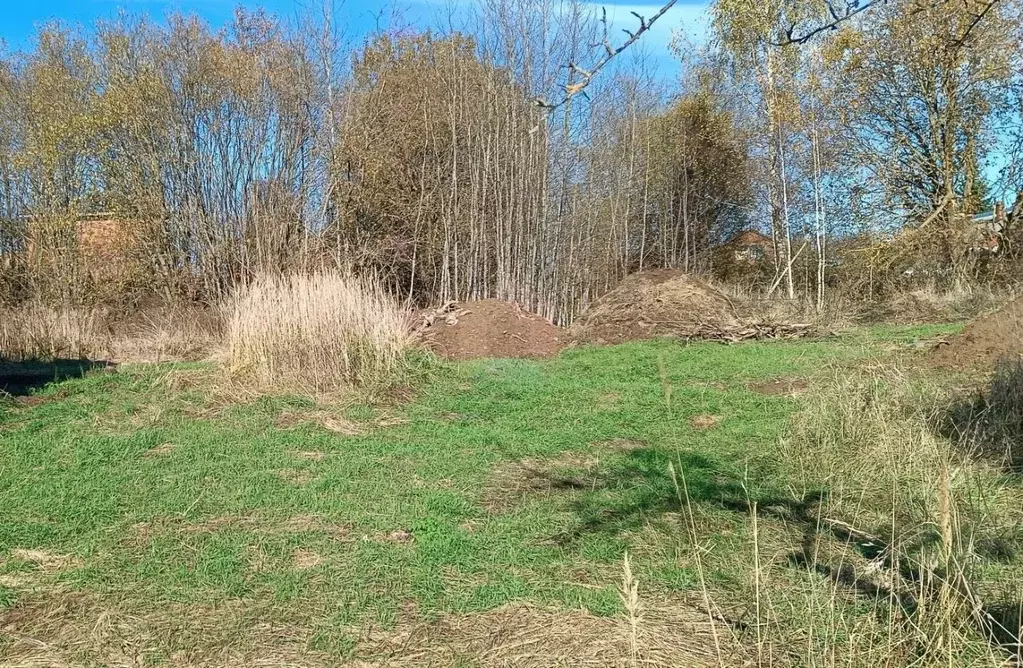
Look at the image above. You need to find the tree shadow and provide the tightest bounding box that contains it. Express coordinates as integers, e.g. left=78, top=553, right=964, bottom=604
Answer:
left=724, top=488, right=928, bottom=612
left=548, top=446, right=812, bottom=547
left=0, top=358, right=115, bottom=398
left=548, top=443, right=1023, bottom=659
left=548, top=444, right=926, bottom=589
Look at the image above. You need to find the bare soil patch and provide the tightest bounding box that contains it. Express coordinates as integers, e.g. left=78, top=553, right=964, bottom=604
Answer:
left=690, top=414, right=722, bottom=430
left=747, top=377, right=808, bottom=396
left=385, top=529, right=415, bottom=544
left=421, top=300, right=562, bottom=360
left=930, top=296, right=1023, bottom=372
left=483, top=451, right=602, bottom=513
left=291, top=548, right=324, bottom=570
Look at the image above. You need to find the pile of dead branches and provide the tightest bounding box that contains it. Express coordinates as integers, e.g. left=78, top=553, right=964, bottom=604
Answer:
left=678, top=322, right=815, bottom=343
left=417, top=301, right=463, bottom=333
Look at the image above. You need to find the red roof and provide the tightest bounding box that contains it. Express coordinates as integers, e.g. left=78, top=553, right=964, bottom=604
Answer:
left=727, top=230, right=773, bottom=246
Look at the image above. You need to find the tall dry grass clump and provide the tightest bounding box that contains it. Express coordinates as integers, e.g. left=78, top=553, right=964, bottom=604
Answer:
left=662, top=364, right=1023, bottom=667
left=228, top=272, right=416, bottom=391
left=0, top=301, right=109, bottom=360
left=781, top=367, right=959, bottom=528
left=761, top=366, right=1023, bottom=666
left=949, top=360, right=1023, bottom=471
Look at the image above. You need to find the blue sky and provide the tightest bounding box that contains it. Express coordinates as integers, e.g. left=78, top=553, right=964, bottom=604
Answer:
left=0, top=0, right=712, bottom=80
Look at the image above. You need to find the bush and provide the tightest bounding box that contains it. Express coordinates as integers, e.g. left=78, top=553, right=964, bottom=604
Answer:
left=227, top=271, right=416, bottom=391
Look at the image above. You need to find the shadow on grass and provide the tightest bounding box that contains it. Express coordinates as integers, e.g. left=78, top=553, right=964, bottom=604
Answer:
left=556, top=446, right=1023, bottom=655
left=0, top=358, right=115, bottom=397
left=550, top=447, right=788, bottom=545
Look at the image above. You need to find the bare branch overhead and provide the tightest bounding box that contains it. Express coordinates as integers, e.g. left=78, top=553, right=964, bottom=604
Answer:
left=531, top=1, right=679, bottom=130
left=772, top=0, right=882, bottom=45
left=772, top=0, right=1004, bottom=46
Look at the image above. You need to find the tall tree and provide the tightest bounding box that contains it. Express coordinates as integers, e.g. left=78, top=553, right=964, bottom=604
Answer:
left=829, top=0, right=1014, bottom=221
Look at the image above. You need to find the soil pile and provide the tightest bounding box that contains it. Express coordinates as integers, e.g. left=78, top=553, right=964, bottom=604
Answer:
left=571, top=270, right=744, bottom=345
left=421, top=300, right=562, bottom=360
left=930, top=296, right=1023, bottom=372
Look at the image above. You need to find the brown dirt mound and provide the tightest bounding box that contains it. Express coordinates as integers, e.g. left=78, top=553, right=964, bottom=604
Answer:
left=422, top=299, right=562, bottom=360
left=930, top=296, right=1023, bottom=372
left=571, top=270, right=742, bottom=344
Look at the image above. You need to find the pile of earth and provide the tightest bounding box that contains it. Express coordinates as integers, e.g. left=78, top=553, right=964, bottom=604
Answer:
left=571, top=270, right=745, bottom=345
left=930, top=296, right=1023, bottom=372
left=420, top=299, right=563, bottom=360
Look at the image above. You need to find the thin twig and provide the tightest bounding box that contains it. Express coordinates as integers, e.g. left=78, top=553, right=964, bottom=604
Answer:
left=530, top=1, right=680, bottom=133
left=773, top=0, right=1003, bottom=47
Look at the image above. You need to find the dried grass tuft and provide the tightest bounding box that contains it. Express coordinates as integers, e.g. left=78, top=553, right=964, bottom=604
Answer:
left=0, top=301, right=107, bottom=360
left=359, top=597, right=736, bottom=667
left=227, top=271, right=416, bottom=392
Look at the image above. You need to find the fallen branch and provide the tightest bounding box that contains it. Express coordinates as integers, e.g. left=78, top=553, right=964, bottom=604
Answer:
left=677, top=322, right=816, bottom=343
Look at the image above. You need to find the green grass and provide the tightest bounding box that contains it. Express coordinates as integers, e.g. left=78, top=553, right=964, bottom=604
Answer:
left=0, top=326, right=968, bottom=662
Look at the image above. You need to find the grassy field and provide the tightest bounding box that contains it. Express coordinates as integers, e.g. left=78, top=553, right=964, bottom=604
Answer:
left=4, top=322, right=1020, bottom=667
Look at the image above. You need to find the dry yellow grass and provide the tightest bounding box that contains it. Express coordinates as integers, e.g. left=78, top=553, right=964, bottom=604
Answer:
left=0, top=301, right=224, bottom=362
left=747, top=366, right=1023, bottom=667
left=0, top=589, right=738, bottom=668
left=0, top=301, right=107, bottom=360
left=227, top=271, right=416, bottom=391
